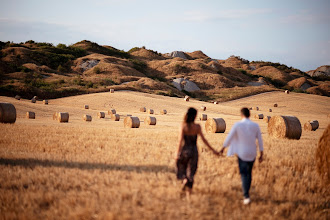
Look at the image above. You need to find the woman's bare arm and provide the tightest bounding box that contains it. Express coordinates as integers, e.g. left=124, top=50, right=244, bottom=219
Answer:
left=198, top=125, right=219, bottom=156
left=175, top=125, right=184, bottom=159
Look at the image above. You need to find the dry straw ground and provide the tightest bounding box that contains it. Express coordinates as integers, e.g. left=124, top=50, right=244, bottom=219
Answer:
left=0, top=91, right=329, bottom=220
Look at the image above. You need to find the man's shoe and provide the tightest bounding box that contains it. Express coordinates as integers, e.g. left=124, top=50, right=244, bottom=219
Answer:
left=243, top=198, right=251, bottom=205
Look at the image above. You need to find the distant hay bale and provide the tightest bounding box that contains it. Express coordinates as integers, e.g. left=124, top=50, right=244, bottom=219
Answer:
left=269, top=109, right=272, bottom=112
left=285, top=90, right=290, bottom=94
left=53, top=112, right=58, bottom=120
left=126, top=114, right=132, bottom=116
left=148, top=109, right=154, bottom=114
left=145, top=116, right=156, bottom=125
left=316, top=124, right=330, bottom=183
left=201, top=106, right=206, bottom=111
left=264, top=116, right=271, bottom=123
left=274, top=103, right=278, bottom=107
left=31, top=97, right=36, bottom=103
left=254, top=107, right=259, bottom=111
left=200, top=114, right=207, bottom=121
left=268, top=115, right=302, bottom=140
left=124, top=116, right=140, bottom=128
left=26, top=111, right=35, bottom=119
left=255, top=114, right=264, bottom=119
left=97, top=112, right=105, bottom=118
left=304, top=120, right=319, bottom=131
left=214, top=101, right=218, bottom=104
left=43, top=100, right=48, bottom=105
left=110, top=89, right=115, bottom=93
left=15, top=95, right=21, bottom=100
left=249, top=107, right=252, bottom=110
left=108, top=109, right=116, bottom=115
left=111, top=114, right=120, bottom=121
left=83, top=114, right=92, bottom=122
left=184, top=96, right=190, bottom=101
left=0, top=103, right=16, bottom=124
left=140, top=107, right=146, bottom=112
left=160, top=109, right=167, bottom=115
left=205, top=118, right=226, bottom=133
left=58, top=112, right=69, bottom=123
left=84, top=105, right=89, bottom=109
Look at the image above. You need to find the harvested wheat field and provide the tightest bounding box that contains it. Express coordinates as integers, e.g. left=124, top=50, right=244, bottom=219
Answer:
left=0, top=91, right=329, bottom=220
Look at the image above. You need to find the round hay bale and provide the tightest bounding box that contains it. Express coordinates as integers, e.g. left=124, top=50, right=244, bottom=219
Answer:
left=205, top=118, right=226, bottom=133
left=58, top=112, right=69, bottom=123
left=200, top=114, right=207, bottom=121
left=111, top=114, right=120, bottom=121
left=145, top=116, right=156, bottom=125
left=268, top=115, right=302, bottom=140
left=33, top=96, right=38, bottom=100
left=110, top=89, right=115, bottom=93
left=0, top=103, right=16, bottom=124
left=254, top=107, right=259, bottom=111
left=108, top=109, right=116, bottom=115
left=214, top=101, right=218, bottom=105
left=249, top=107, right=253, bottom=110
left=15, top=95, right=21, bottom=100
left=53, top=112, right=58, bottom=120
left=304, top=120, right=319, bottom=131
left=97, top=112, right=105, bottom=118
left=140, top=107, right=146, bottom=112
left=255, top=114, right=264, bottom=119
left=269, top=109, right=272, bottom=112
left=124, top=116, right=140, bottom=128
left=83, top=114, right=92, bottom=122
left=31, top=98, right=36, bottom=103
left=274, top=103, right=278, bottom=107
left=285, top=90, right=290, bottom=94
left=84, top=105, right=89, bottom=109
left=160, top=109, right=167, bottom=115
left=43, top=100, right=48, bottom=105
left=264, top=116, right=271, bottom=123
left=316, top=124, right=330, bottom=183
left=147, top=109, right=154, bottom=114
left=126, top=114, right=132, bottom=116
left=184, top=96, right=190, bottom=101
left=201, top=106, right=206, bottom=111
left=26, top=111, right=35, bottom=119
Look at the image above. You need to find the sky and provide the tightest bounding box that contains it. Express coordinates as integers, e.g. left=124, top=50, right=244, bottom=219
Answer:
left=0, top=0, right=329, bottom=71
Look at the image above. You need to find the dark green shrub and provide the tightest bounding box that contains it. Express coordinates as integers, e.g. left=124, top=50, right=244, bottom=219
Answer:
left=93, top=67, right=101, bottom=74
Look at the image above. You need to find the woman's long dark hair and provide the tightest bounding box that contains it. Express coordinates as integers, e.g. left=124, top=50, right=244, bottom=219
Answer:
left=184, top=107, right=197, bottom=126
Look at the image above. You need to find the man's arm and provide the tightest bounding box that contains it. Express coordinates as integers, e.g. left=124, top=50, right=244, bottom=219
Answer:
left=220, top=124, right=237, bottom=155
left=257, top=125, right=264, bottom=163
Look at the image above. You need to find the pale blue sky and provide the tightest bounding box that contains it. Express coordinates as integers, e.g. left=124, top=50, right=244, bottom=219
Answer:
left=0, top=0, right=329, bottom=71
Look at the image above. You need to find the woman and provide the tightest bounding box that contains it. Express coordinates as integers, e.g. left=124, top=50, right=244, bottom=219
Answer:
left=176, top=107, right=219, bottom=194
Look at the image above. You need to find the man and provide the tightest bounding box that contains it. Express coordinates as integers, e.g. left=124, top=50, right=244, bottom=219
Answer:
left=220, top=107, right=263, bottom=205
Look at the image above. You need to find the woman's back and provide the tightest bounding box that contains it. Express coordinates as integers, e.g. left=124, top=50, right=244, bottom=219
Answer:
left=182, top=123, right=199, bottom=148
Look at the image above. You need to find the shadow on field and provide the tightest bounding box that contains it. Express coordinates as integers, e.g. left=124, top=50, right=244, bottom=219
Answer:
left=0, top=158, right=175, bottom=173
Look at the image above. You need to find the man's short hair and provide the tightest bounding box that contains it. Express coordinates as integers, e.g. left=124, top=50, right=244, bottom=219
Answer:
left=241, top=107, right=250, bottom=118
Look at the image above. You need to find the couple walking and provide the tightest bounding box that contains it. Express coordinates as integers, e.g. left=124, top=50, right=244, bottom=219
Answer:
left=176, top=107, right=264, bottom=205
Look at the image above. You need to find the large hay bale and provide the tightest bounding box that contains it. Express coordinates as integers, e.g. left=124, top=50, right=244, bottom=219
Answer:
left=0, top=103, right=16, bottom=123
left=26, top=111, right=35, bottom=119
left=201, top=106, right=206, bottom=111
left=274, top=103, right=278, bottom=107
left=58, top=112, right=69, bottom=123
left=264, top=116, right=271, bottom=123
left=255, top=114, right=264, bottom=119
left=148, top=109, right=154, bottom=114
left=268, top=115, right=302, bottom=140
left=124, top=116, right=140, bottom=128
left=111, top=114, right=120, bottom=121
left=53, top=112, right=58, bottom=120
left=200, top=114, right=207, bottom=121
left=304, top=120, right=319, bottom=131
left=108, top=109, right=116, bottom=115
left=316, top=124, right=330, bottom=183
left=285, top=90, right=290, bottom=94
left=269, top=109, right=272, bottom=112
left=43, top=100, right=48, bottom=105
left=84, top=105, right=89, bottom=109
left=184, top=96, right=190, bottom=101
left=160, top=109, right=167, bottom=115
left=83, top=114, right=92, bottom=122
left=205, top=118, right=226, bottom=133
left=15, top=95, right=21, bottom=100
left=110, top=89, right=115, bottom=93
left=31, top=98, right=36, bottom=103
left=98, top=112, right=105, bottom=118
left=145, top=116, right=156, bottom=125
left=140, top=107, right=146, bottom=112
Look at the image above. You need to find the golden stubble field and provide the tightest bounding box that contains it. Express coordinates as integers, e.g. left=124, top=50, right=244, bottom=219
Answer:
left=0, top=91, right=329, bottom=220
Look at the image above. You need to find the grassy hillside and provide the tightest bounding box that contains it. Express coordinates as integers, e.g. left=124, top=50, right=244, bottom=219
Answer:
left=0, top=40, right=329, bottom=101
